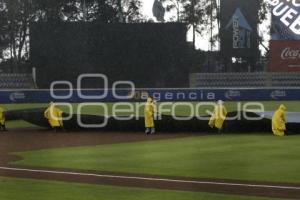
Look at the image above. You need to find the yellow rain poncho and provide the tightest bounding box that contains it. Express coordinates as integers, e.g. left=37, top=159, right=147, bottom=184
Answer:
left=44, top=102, right=63, bottom=128
left=209, top=101, right=227, bottom=130
left=144, top=97, right=154, bottom=128
left=272, top=104, right=286, bottom=136
left=0, top=106, right=5, bottom=125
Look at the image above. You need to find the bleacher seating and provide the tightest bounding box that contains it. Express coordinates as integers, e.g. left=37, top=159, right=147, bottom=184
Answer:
left=1, top=72, right=299, bottom=89
left=0, top=73, right=35, bottom=89
left=190, top=72, right=300, bottom=88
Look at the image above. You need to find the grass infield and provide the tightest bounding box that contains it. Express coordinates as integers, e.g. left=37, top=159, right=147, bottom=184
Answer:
left=13, top=134, right=300, bottom=183
left=0, top=176, right=280, bottom=200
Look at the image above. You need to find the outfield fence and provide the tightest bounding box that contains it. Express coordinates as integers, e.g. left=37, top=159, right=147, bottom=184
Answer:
left=0, top=88, right=300, bottom=103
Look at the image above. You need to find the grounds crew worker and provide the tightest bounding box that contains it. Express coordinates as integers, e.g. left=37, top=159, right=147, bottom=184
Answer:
left=272, top=104, right=286, bottom=136
left=0, top=105, right=7, bottom=131
left=209, top=100, right=227, bottom=133
left=44, top=102, right=64, bottom=132
left=144, top=96, right=155, bottom=134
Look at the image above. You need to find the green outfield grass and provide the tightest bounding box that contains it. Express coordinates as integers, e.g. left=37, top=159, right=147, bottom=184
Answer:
left=12, top=134, right=300, bottom=183
left=3, top=101, right=300, bottom=116
left=6, top=120, right=39, bottom=129
left=3, top=103, right=47, bottom=111
left=0, top=177, right=280, bottom=200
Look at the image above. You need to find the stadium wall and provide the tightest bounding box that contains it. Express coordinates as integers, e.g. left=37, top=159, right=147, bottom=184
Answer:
left=0, top=88, right=300, bottom=103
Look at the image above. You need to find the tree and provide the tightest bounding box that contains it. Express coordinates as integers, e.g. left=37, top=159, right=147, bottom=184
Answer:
left=0, top=0, right=35, bottom=70
left=257, top=0, right=270, bottom=53
left=162, top=0, right=217, bottom=49
left=163, top=0, right=269, bottom=51
left=122, top=0, right=143, bottom=22
left=162, top=0, right=183, bottom=22
left=57, top=0, right=143, bottom=23
left=0, top=3, right=9, bottom=60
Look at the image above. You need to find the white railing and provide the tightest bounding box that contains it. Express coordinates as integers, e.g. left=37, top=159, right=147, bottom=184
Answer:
left=0, top=73, right=36, bottom=89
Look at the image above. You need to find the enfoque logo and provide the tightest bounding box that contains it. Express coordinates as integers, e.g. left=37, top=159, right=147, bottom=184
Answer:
left=49, top=74, right=265, bottom=128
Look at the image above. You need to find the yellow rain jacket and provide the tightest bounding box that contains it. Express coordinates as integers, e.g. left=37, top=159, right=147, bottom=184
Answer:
left=0, top=106, right=5, bottom=125
left=144, top=98, right=154, bottom=128
left=272, top=104, right=286, bottom=136
left=44, top=103, right=63, bottom=128
left=209, top=103, right=227, bottom=130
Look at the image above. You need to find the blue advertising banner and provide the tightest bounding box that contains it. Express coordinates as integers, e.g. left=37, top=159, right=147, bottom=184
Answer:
left=0, top=88, right=299, bottom=103
left=270, top=0, right=300, bottom=40
left=226, top=8, right=253, bottom=48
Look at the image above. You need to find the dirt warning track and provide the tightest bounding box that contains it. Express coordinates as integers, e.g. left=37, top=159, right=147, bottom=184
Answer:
left=0, top=130, right=299, bottom=199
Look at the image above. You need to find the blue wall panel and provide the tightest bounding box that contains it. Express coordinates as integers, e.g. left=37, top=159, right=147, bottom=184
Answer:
left=0, top=88, right=299, bottom=103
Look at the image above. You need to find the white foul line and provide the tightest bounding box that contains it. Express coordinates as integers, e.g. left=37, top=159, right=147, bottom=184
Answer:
left=0, top=166, right=300, bottom=191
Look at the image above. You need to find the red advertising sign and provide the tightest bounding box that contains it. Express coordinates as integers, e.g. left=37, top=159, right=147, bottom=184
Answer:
left=269, top=40, right=300, bottom=72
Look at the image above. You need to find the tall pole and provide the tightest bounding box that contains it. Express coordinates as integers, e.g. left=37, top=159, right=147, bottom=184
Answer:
left=191, top=0, right=195, bottom=49
left=210, top=0, right=215, bottom=51
left=217, top=0, right=220, bottom=51
left=82, top=0, right=87, bottom=21
left=117, top=0, right=124, bottom=22
left=0, top=0, right=5, bottom=12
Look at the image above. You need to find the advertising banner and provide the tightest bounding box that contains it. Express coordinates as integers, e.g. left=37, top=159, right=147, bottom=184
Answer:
left=220, top=0, right=259, bottom=61
left=269, top=40, right=300, bottom=71
left=226, top=8, right=253, bottom=49
left=269, top=0, right=300, bottom=40
left=0, top=88, right=300, bottom=103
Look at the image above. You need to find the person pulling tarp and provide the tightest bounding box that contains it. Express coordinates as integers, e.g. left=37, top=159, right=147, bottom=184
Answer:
left=272, top=104, right=286, bottom=136
left=44, top=102, right=64, bottom=132
left=144, top=96, right=155, bottom=134
left=209, top=100, right=227, bottom=133
left=0, top=105, right=7, bottom=132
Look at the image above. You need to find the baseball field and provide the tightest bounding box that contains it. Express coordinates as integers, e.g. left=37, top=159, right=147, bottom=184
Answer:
left=0, top=101, right=300, bottom=199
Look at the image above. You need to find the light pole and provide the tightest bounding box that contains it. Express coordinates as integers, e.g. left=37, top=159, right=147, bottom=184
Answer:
left=82, top=0, right=87, bottom=21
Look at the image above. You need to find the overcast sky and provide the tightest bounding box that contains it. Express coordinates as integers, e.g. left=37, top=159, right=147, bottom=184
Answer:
left=141, top=0, right=215, bottom=50
left=141, top=0, right=154, bottom=19
left=141, top=0, right=271, bottom=53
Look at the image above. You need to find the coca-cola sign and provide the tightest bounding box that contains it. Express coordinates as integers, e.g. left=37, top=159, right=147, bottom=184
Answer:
left=281, top=47, right=300, bottom=60
left=269, top=40, right=300, bottom=72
